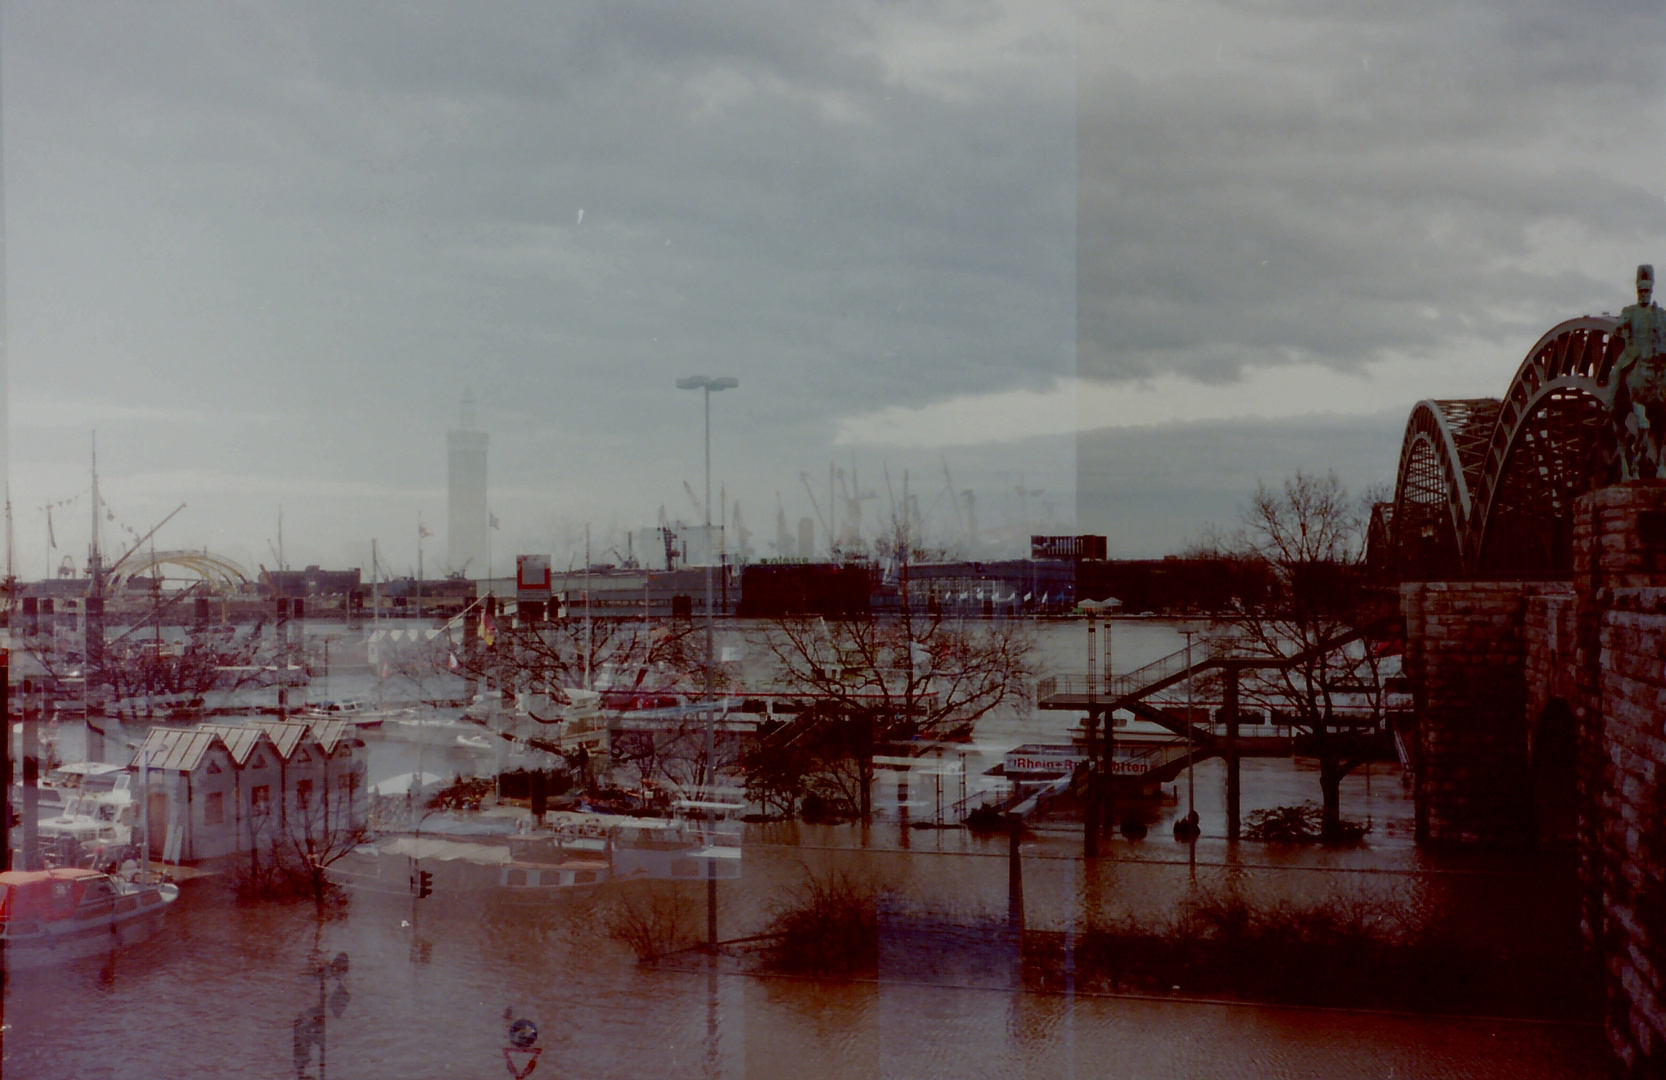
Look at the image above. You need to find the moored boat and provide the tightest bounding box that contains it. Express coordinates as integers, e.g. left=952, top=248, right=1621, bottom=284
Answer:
left=323, top=834, right=611, bottom=897
left=0, top=867, right=180, bottom=967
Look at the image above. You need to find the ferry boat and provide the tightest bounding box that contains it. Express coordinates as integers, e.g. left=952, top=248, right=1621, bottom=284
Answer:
left=0, top=867, right=180, bottom=966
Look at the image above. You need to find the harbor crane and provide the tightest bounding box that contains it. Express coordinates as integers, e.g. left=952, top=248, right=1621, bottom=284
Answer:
left=799, top=472, right=832, bottom=543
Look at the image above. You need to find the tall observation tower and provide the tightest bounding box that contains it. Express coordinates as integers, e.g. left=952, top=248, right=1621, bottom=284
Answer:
left=446, top=388, right=489, bottom=577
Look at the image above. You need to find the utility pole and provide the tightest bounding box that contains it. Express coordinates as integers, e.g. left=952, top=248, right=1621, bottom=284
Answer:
left=1084, top=609, right=1098, bottom=859
left=584, top=523, right=592, bottom=690
left=1, top=650, right=9, bottom=870
left=676, top=374, right=738, bottom=952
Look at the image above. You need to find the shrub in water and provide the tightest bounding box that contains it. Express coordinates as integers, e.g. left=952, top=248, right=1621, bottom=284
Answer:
left=761, top=870, right=880, bottom=977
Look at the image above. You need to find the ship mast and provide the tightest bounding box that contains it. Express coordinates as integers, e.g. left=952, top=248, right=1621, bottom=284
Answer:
left=89, top=432, right=103, bottom=593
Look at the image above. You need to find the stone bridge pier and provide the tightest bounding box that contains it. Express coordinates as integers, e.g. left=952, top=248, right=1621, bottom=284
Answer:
left=1402, top=482, right=1666, bottom=1076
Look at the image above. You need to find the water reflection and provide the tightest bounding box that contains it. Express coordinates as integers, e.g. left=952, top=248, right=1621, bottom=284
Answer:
left=1, top=843, right=1609, bottom=1078
left=292, top=949, right=349, bottom=1080
left=3, top=615, right=1611, bottom=1079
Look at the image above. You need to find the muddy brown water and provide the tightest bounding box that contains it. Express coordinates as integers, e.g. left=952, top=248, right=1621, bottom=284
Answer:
left=6, top=619, right=1609, bottom=1077
left=2, top=819, right=1608, bottom=1079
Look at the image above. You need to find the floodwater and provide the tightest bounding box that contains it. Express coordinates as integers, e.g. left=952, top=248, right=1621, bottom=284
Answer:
left=3, top=618, right=1610, bottom=1077
left=1, top=806, right=1608, bottom=1079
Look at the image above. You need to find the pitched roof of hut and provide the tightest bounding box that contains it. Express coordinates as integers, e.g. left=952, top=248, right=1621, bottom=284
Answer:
left=131, top=719, right=356, bottom=773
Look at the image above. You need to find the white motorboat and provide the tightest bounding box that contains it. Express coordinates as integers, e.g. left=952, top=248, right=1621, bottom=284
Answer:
left=18, top=762, right=129, bottom=821
left=0, top=867, right=179, bottom=966
left=381, top=715, right=478, bottom=747
left=324, top=834, right=611, bottom=897
left=301, top=699, right=410, bottom=729
left=38, top=790, right=138, bottom=867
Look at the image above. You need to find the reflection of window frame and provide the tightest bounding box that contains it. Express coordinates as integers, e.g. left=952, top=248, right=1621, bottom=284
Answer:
left=297, top=779, right=313, bottom=811
left=205, top=791, right=224, bottom=826
left=252, top=786, right=271, bottom=814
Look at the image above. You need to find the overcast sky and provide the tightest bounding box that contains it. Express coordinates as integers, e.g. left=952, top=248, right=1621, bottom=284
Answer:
left=6, top=0, right=1665, bottom=580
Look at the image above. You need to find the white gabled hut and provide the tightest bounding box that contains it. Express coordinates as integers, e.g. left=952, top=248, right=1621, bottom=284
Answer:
left=131, top=720, right=366, bottom=863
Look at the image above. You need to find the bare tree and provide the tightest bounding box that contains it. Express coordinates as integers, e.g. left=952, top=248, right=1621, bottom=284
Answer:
left=281, top=753, right=371, bottom=910
left=98, top=621, right=275, bottom=721
left=751, top=604, right=1035, bottom=821
left=455, top=614, right=703, bottom=715
left=236, top=743, right=369, bottom=907
left=1214, top=471, right=1394, bottom=841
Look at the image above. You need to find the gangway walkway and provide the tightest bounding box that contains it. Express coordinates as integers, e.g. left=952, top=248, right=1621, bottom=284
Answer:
left=1030, top=629, right=1369, bottom=844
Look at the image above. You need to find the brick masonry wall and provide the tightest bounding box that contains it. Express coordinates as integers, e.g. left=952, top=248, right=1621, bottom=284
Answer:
left=1398, top=483, right=1666, bottom=1074
left=1524, top=586, right=1577, bottom=735
left=1571, top=484, right=1666, bottom=1077
left=1401, top=580, right=1536, bottom=845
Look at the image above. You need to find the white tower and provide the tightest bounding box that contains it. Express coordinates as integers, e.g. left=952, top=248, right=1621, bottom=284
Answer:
left=447, top=388, right=489, bottom=577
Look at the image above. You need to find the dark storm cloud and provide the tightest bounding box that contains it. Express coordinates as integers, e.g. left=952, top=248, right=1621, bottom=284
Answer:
left=7, top=0, right=1075, bottom=564
left=10, top=0, right=1072, bottom=414
left=1078, top=0, right=1666, bottom=385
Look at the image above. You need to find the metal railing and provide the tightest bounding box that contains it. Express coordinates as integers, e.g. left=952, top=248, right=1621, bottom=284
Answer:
left=1038, top=642, right=1216, bottom=705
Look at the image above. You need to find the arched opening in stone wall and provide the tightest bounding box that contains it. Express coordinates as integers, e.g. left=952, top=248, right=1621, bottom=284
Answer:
left=1530, top=698, right=1578, bottom=848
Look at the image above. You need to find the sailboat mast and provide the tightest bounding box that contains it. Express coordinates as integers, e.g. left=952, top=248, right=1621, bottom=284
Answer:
left=89, top=433, right=102, bottom=590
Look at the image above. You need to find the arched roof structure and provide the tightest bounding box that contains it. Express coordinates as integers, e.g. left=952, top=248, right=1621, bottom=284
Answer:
left=1389, top=316, right=1625, bottom=580
left=105, top=549, right=254, bottom=596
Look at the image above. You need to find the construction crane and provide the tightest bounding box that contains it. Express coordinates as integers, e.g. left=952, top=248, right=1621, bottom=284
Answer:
left=835, top=461, right=877, bottom=549
left=775, top=493, right=793, bottom=557
left=941, top=456, right=967, bottom=537
left=682, top=480, right=705, bottom=522
left=800, top=472, right=832, bottom=543
left=732, top=500, right=752, bottom=561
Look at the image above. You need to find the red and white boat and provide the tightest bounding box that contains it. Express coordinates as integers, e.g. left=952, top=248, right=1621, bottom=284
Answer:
left=0, top=867, right=179, bottom=966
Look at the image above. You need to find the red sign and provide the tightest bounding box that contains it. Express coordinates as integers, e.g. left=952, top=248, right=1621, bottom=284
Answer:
left=517, top=555, right=552, bottom=593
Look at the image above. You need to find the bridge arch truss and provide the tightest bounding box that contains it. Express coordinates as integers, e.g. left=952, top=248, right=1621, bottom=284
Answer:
left=1390, top=317, right=1624, bottom=580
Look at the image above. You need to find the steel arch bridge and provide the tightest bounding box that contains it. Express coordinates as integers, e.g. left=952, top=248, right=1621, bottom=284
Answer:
left=1386, top=316, right=1628, bottom=581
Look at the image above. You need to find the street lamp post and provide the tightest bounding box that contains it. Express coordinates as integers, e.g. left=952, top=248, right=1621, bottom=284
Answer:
left=1078, top=598, right=1115, bottom=856
left=1176, top=629, right=1200, bottom=843
left=676, top=374, right=738, bottom=950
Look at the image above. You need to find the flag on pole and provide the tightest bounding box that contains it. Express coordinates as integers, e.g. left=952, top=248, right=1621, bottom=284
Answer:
left=480, top=608, right=496, bottom=647
left=448, top=652, right=459, bottom=671
left=46, top=507, right=56, bottom=549
left=489, top=512, right=501, bottom=530
left=418, top=522, right=432, bottom=540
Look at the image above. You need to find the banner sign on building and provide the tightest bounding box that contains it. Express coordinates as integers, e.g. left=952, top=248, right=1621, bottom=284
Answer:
left=516, top=554, right=552, bottom=597
left=1030, top=535, right=1108, bottom=561
left=1003, top=744, right=1085, bottom=777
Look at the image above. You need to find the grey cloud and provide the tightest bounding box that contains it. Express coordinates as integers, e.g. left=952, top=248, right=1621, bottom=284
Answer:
left=8, top=1, right=1075, bottom=565
left=1077, top=410, right=1406, bottom=556
left=1078, top=0, right=1666, bottom=387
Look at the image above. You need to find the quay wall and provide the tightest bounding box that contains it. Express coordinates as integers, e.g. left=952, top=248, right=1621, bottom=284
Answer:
left=1402, top=483, right=1666, bottom=1074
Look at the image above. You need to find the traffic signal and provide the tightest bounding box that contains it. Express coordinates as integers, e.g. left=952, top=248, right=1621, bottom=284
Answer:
left=417, top=870, right=434, bottom=899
